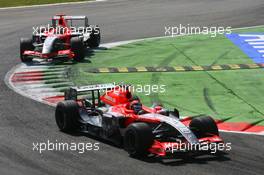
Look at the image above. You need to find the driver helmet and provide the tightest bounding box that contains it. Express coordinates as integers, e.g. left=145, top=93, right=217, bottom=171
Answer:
left=130, top=100, right=142, bottom=114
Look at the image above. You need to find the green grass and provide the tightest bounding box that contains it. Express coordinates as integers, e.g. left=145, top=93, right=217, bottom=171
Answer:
left=0, top=0, right=89, bottom=7
left=69, top=26, right=264, bottom=125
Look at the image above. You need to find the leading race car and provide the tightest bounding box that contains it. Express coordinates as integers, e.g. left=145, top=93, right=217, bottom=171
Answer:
left=20, top=14, right=100, bottom=62
left=55, top=84, right=224, bottom=157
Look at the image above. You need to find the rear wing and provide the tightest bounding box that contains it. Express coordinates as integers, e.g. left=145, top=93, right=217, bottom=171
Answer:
left=52, top=15, right=88, bottom=27
left=64, top=83, right=116, bottom=101
left=52, top=16, right=87, bottom=20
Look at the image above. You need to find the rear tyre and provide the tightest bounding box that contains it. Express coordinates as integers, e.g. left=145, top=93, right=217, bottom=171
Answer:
left=189, top=116, right=219, bottom=138
left=70, top=37, right=85, bottom=62
left=55, top=100, right=80, bottom=132
left=20, top=38, right=34, bottom=62
left=124, top=122, right=154, bottom=157
left=87, top=26, right=100, bottom=48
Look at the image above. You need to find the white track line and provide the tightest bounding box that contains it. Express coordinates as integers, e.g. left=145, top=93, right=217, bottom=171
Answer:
left=220, top=130, right=264, bottom=136
left=101, top=25, right=264, bottom=47
left=0, top=0, right=106, bottom=10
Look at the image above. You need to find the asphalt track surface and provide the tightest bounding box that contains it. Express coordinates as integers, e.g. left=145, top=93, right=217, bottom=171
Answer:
left=1, top=0, right=264, bottom=174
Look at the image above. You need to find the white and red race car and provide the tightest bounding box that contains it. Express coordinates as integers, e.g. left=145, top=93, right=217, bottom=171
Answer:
left=55, top=84, right=224, bottom=157
left=20, top=14, right=100, bottom=62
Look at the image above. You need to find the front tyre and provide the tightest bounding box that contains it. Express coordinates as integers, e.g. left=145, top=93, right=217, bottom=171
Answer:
left=55, top=100, right=80, bottom=132
left=189, top=116, right=219, bottom=138
left=70, top=37, right=85, bottom=62
left=124, top=122, right=154, bottom=157
left=20, top=38, right=34, bottom=62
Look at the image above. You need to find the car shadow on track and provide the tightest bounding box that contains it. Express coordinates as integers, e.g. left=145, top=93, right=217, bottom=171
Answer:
left=65, top=130, right=231, bottom=166
left=63, top=130, right=124, bottom=148
left=136, top=152, right=231, bottom=166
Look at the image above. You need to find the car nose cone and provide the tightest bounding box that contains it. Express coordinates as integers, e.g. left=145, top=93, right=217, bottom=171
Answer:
left=42, top=36, right=57, bottom=54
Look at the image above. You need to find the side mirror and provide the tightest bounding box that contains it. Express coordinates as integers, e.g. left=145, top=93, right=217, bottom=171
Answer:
left=64, top=88, right=77, bottom=101
left=170, top=108, right=179, bottom=118
left=84, top=99, right=93, bottom=108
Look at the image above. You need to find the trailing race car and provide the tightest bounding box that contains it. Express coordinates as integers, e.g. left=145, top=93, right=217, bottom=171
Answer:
left=20, top=14, right=100, bottom=62
left=55, top=84, right=224, bottom=157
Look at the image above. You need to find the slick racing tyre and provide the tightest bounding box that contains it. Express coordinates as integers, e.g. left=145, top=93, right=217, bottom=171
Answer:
left=70, top=37, right=85, bottom=62
left=124, top=122, right=154, bottom=157
left=87, top=26, right=101, bottom=48
left=20, top=38, right=34, bottom=62
left=55, top=100, right=80, bottom=132
left=189, top=116, right=219, bottom=138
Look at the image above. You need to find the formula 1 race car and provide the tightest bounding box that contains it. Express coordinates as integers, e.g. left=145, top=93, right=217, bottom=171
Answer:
left=20, top=14, right=100, bottom=62
left=55, top=84, right=224, bottom=157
